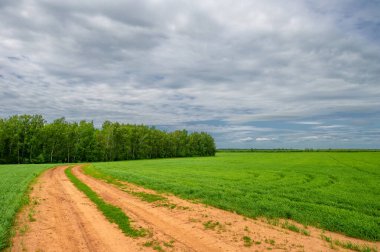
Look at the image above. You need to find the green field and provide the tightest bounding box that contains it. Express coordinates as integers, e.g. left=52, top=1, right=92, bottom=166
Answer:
left=0, top=164, right=53, bottom=249
left=91, top=152, right=380, bottom=241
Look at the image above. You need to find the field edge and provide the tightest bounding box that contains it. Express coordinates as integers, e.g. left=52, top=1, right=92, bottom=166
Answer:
left=1, top=165, right=56, bottom=251
left=64, top=166, right=145, bottom=238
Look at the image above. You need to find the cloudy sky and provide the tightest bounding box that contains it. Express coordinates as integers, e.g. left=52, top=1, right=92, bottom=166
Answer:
left=1, top=0, right=380, bottom=148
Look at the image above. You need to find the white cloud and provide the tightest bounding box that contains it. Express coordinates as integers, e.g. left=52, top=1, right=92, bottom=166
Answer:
left=256, top=137, right=274, bottom=141
left=301, top=136, right=319, bottom=140
left=315, top=125, right=345, bottom=129
left=239, top=137, right=254, bottom=142
left=294, top=121, right=322, bottom=125
left=1, top=0, right=380, bottom=148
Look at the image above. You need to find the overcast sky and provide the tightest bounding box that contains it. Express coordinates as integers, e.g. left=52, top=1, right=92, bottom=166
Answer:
left=1, top=0, right=380, bottom=148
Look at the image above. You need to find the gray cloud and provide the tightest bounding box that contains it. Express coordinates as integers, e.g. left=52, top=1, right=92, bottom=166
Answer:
left=1, top=0, right=380, bottom=148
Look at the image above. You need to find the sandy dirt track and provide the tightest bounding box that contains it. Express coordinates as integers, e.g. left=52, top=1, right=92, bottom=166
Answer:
left=11, top=166, right=145, bottom=252
left=10, top=165, right=379, bottom=252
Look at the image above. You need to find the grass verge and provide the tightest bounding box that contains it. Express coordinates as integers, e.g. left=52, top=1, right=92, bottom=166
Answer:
left=281, top=221, right=310, bottom=236
left=321, top=234, right=378, bottom=252
left=82, top=165, right=167, bottom=204
left=64, top=166, right=144, bottom=237
left=1, top=164, right=54, bottom=250
left=130, top=192, right=166, bottom=203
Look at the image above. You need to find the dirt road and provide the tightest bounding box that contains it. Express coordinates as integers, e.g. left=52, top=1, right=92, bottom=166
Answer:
left=11, top=166, right=146, bottom=252
left=11, top=165, right=379, bottom=252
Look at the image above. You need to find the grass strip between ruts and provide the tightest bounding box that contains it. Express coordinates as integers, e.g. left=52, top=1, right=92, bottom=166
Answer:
left=64, top=166, right=144, bottom=237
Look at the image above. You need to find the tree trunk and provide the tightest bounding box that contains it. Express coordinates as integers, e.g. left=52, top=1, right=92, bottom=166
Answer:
left=50, top=143, right=55, bottom=163
left=29, top=146, right=33, bottom=163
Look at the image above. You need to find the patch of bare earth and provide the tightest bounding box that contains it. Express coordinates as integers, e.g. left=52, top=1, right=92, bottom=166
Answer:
left=10, top=166, right=152, bottom=252
left=9, top=165, right=379, bottom=252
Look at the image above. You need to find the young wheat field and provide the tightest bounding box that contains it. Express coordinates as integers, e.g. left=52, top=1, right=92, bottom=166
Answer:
left=90, top=152, right=380, bottom=241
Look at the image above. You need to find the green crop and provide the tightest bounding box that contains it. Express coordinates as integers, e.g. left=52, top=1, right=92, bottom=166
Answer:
left=0, top=164, right=53, bottom=249
left=90, top=152, right=380, bottom=241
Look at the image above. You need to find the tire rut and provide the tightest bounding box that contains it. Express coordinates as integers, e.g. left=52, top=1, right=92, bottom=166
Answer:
left=11, top=166, right=147, bottom=252
left=72, top=166, right=233, bottom=252
left=73, top=165, right=380, bottom=252
left=10, top=165, right=379, bottom=252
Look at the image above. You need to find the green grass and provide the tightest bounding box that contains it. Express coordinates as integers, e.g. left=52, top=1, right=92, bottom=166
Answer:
left=90, top=152, right=380, bottom=241
left=334, top=240, right=377, bottom=252
left=0, top=163, right=54, bottom=249
left=265, top=238, right=276, bottom=245
left=203, top=220, right=222, bottom=230
left=129, top=192, right=165, bottom=203
left=143, top=240, right=165, bottom=252
left=83, top=165, right=167, bottom=203
left=321, top=234, right=377, bottom=252
left=163, top=240, right=174, bottom=248
left=64, top=167, right=144, bottom=237
left=281, top=221, right=310, bottom=236
left=243, top=235, right=253, bottom=247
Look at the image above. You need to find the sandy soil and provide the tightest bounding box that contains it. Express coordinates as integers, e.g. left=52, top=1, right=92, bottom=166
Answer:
left=10, top=165, right=379, bottom=252
left=10, top=166, right=149, bottom=252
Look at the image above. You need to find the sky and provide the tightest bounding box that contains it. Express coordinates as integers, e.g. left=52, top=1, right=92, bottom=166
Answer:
left=1, top=0, right=380, bottom=149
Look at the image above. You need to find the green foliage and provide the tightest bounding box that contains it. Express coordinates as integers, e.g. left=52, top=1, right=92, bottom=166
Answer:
left=281, top=221, right=310, bottom=236
left=0, top=115, right=45, bottom=164
left=321, top=234, right=377, bottom=252
left=163, top=240, right=174, bottom=248
left=265, top=239, right=276, bottom=245
left=82, top=164, right=125, bottom=187
left=242, top=236, right=253, bottom=247
left=130, top=192, right=166, bottom=203
left=282, top=221, right=300, bottom=232
left=143, top=240, right=165, bottom=252
left=203, top=220, right=222, bottom=230
left=0, top=164, right=53, bottom=249
left=64, top=167, right=144, bottom=237
left=91, top=152, right=380, bottom=241
left=83, top=165, right=166, bottom=203
left=0, top=115, right=216, bottom=164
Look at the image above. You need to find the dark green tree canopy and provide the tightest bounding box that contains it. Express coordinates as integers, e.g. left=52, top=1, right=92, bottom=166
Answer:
left=0, top=115, right=216, bottom=164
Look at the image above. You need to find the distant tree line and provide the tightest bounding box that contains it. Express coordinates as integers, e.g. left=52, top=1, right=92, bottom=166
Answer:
left=0, top=115, right=216, bottom=164
left=217, top=148, right=380, bottom=152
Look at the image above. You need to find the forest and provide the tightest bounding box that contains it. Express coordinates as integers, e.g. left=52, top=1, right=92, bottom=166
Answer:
left=0, top=115, right=216, bottom=164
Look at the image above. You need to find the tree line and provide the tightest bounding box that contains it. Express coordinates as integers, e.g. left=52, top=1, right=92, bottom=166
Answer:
left=0, top=115, right=216, bottom=164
